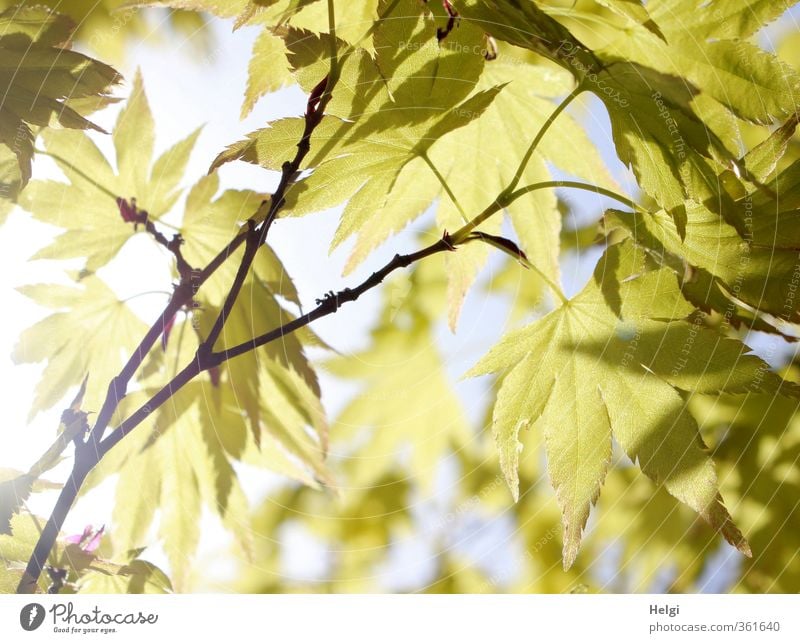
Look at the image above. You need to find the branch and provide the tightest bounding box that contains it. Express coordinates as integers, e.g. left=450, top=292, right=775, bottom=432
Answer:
left=89, top=63, right=340, bottom=454
left=18, top=223, right=451, bottom=592
left=18, top=43, right=341, bottom=590
left=95, top=179, right=641, bottom=465
left=200, top=56, right=337, bottom=355
left=210, top=180, right=640, bottom=363
left=116, top=197, right=194, bottom=279
left=208, top=237, right=455, bottom=364
left=198, top=218, right=260, bottom=355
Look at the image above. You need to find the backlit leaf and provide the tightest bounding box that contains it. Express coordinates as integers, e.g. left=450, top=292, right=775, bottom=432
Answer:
left=470, top=241, right=792, bottom=567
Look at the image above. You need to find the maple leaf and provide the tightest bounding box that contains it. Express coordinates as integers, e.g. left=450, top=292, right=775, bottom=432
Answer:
left=454, top=1, right=748, bottom=236
left=469, top=240, right=795, bottom=568
left=12, top=275, right=148, bottom=419
left=213, top=0, right=503, bottom=273
left=0, top=5, right=120, bottom=197
left=606, top=201, right=800, bottom=325
left=18, top=71, right=200, bottom=271
left=429, top=39, right=617, bottom=328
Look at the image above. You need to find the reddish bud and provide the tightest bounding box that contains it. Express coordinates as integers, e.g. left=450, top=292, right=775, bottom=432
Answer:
left=65, top=525, right=104, bottom=553
left=209, top=366, right=221, bottom=388
left=115, top=197, right=138, bottom=223
left=161, top=313, right=177, bottom=351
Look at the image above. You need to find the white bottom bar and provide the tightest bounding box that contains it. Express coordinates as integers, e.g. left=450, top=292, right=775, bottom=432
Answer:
left=1, top=594, right=798, bottom=642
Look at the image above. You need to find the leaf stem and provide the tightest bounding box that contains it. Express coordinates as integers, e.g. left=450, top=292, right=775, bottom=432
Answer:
left=209, top=180, right=639, bottom=360
left=523, top=258, right=569, bottom=305
left=326, top=0, right=339, bottom=84
left=511, top=180, right=642, bottom=212
left=422, top=152, right=468, bottom=222
left=503, top=84, right=584, bottom=196
left=452, top=179, right=640, bottom=243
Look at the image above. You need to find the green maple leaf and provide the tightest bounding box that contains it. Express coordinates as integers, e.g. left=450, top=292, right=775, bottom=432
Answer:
left=0, top=5, right=120, bottom=197
left=716, top=117, right=800, bottom=262
left=594, top=63, right=736, bottom=235
left=18, top=71, right=200, bottom=271
left=192, top=287, right=331, bottom=481
left=606, top=200, right=800, bottom=325
left=456, top=0, right=743, bottom=236
left=469, top=240, right=794, bottom=568
left=13, top=274, right=148, bottom=419
left=598, top=2, right=800, bottom=126
left=214, top=0, right=503, bottom=273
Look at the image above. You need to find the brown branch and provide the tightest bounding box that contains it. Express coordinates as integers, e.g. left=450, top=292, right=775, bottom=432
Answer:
left=18, top=161, right=530, bottom=591
left=15, top=464, right=91, bottom=594
left=199, top=73, right=332, bottom=357
left=88, top=71, right=335, bottom=456
left=198, top=219, right=260, bottom=356
left=210, top=237, right=456, bottom=364
left=116, top=197, right=193, bottom=280
left=82, top=228, right=252, bottom=454
left=98, top=234, right=457, bottom=458
left=17, top=71, right=337, bottom=594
